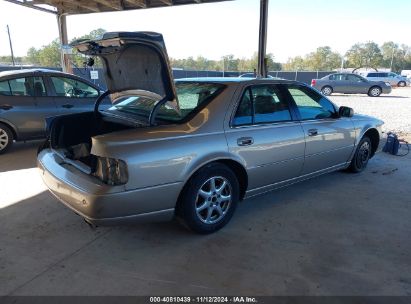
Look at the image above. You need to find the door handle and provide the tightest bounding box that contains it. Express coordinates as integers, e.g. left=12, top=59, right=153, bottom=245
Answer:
left=308, top=129, right=318, bottom=136
left=61, top=104, right=74, bottom=109
left=0, top=104, right=13, bottom=110
left=237, top=137, right=254, bottom=146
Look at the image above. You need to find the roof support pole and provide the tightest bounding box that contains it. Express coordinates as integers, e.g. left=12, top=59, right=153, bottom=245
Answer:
left=57, top=14, right=72, bottom=73
left=257, top=0, right=269, bottom=78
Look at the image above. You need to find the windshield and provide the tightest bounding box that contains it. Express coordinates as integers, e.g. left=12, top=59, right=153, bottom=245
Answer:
left=108, top=82, right=225, bottom=123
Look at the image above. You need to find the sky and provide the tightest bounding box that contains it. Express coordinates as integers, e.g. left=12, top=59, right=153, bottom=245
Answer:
left=0, top=0, right=410, bottom=62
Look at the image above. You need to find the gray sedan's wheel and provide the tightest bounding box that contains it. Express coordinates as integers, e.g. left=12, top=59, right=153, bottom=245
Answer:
left=321, top=86, right=333, bottom=96
left=398, top=81, right=406, bottom=87
left=0, top=123, right=13, bottom=154
left=349, top=136, right=372, bottom=173
left=368, top=86, right=381, bottom=97
left=177, top=163, right=239, bottom=234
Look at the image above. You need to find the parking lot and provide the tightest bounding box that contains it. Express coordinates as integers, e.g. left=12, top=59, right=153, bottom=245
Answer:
left=1, top=88, right=411, bottom=296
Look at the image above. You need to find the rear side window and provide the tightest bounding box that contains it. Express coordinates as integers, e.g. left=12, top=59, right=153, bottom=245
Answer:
left=367, top=73, right=377, bottom=77
left=0, top=81, right=11, bottom=96
left=287, top=85, right=336, bottom=120
left=8, top=77, right=46, bottom=97
left=233, top=85, right=292, bottom=126
left=329, top=74, right=345, bottom=81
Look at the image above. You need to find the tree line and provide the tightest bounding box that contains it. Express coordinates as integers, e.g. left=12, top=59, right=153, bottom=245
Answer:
left=1, top=28, right=411, bottom=73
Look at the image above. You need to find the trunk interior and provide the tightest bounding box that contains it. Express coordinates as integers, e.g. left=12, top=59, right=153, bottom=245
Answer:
left=48, top=111, right=133, bottom=169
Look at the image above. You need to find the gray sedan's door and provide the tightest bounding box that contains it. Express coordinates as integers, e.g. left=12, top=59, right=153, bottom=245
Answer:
left=330, top=73, right=348, bottom=93
left=48, top=76, right=100, bottom=114
left=0, top=76, right=57, bottom=139
left=225, top=84, right=305, bottom=191
left=346, top=74, right=369, bottom=94
left=286, top=85, right=356, bottom=174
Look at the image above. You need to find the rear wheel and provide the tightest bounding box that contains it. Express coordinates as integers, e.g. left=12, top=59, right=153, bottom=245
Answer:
left=368, top=86, right=381, bottom=97
left=321, top=86, right=333, bottom=96
left=0, top=123, right=13, bottom=154
left=398, top=81, right=406, bottom=87
left=176, top=163, right=239, bottom=234
left=349, top=136, right=372, bottom=173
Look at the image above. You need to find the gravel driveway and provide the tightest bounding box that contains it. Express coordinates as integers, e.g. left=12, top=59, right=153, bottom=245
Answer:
left=329, top=87, right=411, bottom=141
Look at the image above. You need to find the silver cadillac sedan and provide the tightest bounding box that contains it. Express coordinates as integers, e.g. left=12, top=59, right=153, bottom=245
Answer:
left=38, top=32, right=384, bottom=234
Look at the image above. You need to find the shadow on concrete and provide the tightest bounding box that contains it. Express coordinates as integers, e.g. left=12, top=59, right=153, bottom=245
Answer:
left=0, top=140, right=42, bottom=172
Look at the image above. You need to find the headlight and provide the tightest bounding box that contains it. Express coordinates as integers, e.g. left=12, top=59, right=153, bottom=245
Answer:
left=93, top=156, right=128, bottom=185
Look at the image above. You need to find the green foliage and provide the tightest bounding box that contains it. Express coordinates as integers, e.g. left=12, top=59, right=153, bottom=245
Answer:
left=283, top=47, right=341, bottom=71
left=170, top=52, right=282, bottom=72
left=345, top=42, right=383, bottom=68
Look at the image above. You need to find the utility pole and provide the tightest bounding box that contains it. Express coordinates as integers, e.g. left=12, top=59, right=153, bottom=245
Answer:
left=390, top=46, right=395, bottom=72
left=6, top=25, right=16, bottom=66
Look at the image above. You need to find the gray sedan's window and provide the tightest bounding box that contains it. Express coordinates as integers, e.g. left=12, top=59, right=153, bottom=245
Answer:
left=233, top=85, right=292, bottom=126
left=50, top=77, right=99, bottom=98
left=288, top=86, right=336, bottom=120
left=8, top=77, right=46, bottom=97
left=347, top=74, right=364, bottom=82
left=0, top=81, right=11, bottom=96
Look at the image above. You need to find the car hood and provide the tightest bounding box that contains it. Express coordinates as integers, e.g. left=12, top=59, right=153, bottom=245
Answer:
left=72, top=31, right=178, bottom=110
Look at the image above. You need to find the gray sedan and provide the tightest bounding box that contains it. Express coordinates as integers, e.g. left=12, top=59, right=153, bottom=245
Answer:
left=0, top=69, right=104, bottom=153
left=311, top=73, right=392, bottom=97
left=38, top=32, right=384, bottom=234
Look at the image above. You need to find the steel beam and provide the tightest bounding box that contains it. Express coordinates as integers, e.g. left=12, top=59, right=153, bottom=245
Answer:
left=57, top=14, right=72, bottom=73
left=257, top=0, right=268, bottom=78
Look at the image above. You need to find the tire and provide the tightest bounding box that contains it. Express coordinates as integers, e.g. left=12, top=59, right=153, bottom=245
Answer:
left=0, top=123, right=13, bottom=154
left=368, top=86, right=381, bottom=97
left=349, top=136, right=372, bottom=173
left=176, top=163, right=239, bottom=234
left=398, top=81, right=406, bottom=87
left=321, top=86, right=333, bottom=96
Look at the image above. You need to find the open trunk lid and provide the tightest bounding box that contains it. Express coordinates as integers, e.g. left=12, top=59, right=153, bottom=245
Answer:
left=72, top=31, right=178, bottom=112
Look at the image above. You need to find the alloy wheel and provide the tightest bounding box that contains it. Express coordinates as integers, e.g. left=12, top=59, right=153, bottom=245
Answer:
left=195, top=176, right=232, bottom=224
left=322, top=87, right=332, bottom=95
left=356, top=141, right=370, bottom=169
left=0, top=128, right=9, bottom=151
left=370, top=87, right=381, bottom=97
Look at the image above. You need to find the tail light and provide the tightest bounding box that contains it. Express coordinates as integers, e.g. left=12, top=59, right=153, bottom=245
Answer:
left=93, top=156, right=128, bottom=185
left=311, top=79, right=316, bottom=86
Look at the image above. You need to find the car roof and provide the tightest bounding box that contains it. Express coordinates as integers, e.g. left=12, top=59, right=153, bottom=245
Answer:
left=176, top=77, right=299, bottom=85
left=0, top=68, right=69, bottom=78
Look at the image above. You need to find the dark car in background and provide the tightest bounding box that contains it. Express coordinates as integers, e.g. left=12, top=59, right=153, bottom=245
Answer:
left=311, top=73, right=392, bottom=97
left=0, top=69, right=106, bottom=153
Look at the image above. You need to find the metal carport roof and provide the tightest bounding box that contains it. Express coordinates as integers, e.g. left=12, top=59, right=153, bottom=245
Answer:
left=5, top=0, right=269, bottom=77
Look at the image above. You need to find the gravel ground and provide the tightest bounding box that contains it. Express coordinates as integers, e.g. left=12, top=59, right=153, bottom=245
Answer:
left=329, top=86, right=411, bottom=142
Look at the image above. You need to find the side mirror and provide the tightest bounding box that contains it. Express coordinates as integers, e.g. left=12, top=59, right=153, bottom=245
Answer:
left=339, top=106, right=354, bottom=118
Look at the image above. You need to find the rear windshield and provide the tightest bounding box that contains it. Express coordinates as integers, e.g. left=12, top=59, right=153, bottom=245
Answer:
left=109, top=82, right=225, bottom=123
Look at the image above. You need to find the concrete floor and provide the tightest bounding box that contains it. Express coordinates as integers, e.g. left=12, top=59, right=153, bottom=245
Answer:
left=0, top=141, right=410, bottom=296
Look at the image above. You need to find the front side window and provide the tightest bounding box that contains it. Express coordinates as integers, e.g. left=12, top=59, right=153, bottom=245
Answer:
left=0, top=80, right=11, bottom=96
left=389, top=73, right=397, bottom=78
left=347, top=74, right=364, bottom=82
left=51, top=77, right=99, bottom=98
left=110, top=82, right=225, bottom=123
left=8, top=77, right=46, bottom=97
left=288, top=85, right=336, bottom=120
left=233, top=85, right=292, bottom=126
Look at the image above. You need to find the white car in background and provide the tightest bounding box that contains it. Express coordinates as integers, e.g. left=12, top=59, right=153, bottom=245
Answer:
left=363, top=71, right=410, bottom=87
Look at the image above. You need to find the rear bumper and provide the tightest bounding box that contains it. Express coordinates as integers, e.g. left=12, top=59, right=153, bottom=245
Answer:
left=38, top=149, right=181, bottom=226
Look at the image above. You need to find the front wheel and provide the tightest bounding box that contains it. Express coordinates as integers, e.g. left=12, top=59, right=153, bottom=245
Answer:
left=349, top=136, right=372, bottom=173
left=398, top=81, right=406, bottom=87
left=176, top=163, right=239, bottom=234
left=368, top=86, right=381, bottom=97
left=0, top=123, right=13, bottom=154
